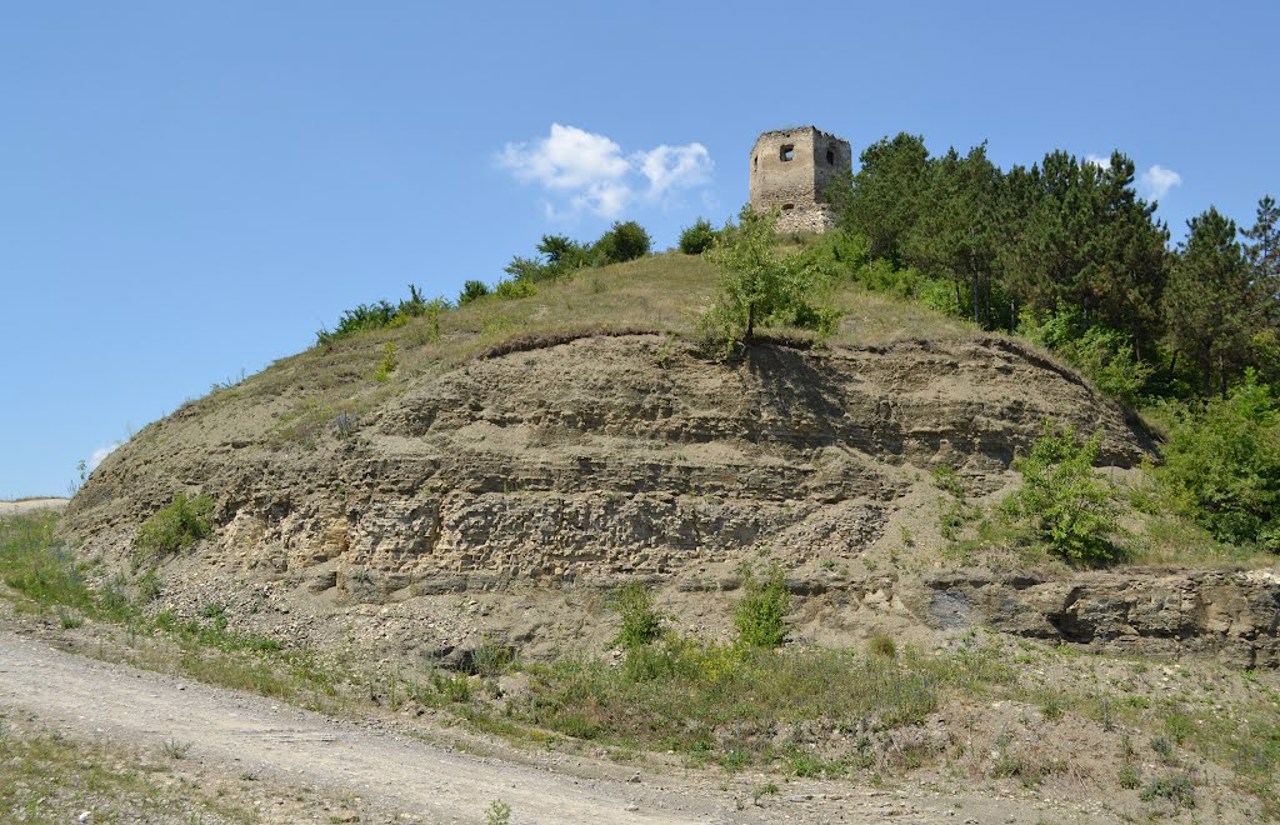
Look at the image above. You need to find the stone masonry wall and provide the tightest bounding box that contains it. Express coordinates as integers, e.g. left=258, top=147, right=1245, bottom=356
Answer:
left=749, top=126, right=852, bottom=234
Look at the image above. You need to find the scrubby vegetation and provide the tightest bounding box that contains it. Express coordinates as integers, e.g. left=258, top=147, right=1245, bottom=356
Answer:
left=1002, top=423, right=1120, bottom=565
left=133, top=493, right=214, bottom=560
left=699, top=207, right=841, bottom=350
left=316, top=284, right=448, bottom=347
left=678, top=217, right=718, bottom=254
left=1155, top=374, right=1280, bottom=551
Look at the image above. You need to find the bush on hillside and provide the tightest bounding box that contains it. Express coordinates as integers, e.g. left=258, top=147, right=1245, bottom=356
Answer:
left=1021, top=310, right=1153, bottom=405
left=316, top=285, right=447, bottom=346
left=607, top=582, right=665, bottom=650
left=135, top=493, right=215, bottom=559
left=595, top=220, right=652, bottom=264
left=493, top=278, right=536, bottom=299
left=1003, top=423, right=1119, bottom=565
left=700, top=208, right=841, bottom=351
left=734, top=566, right=790, bottom=648
left=678, top=218, right=718, bottom=255
left=458, top=280, right=491, bottom=305
left=1156, top=374, right=1280, bottom=550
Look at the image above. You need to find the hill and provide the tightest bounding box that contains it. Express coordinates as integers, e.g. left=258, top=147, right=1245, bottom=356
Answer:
left=27, top=248, right=1280, bottom=821
left=65, top=251, right=1279, bottom=664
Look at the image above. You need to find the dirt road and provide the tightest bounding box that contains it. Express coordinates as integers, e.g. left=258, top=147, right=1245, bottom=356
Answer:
left=0, top=498, right=68, bottom=516
left=0, top=628, right=769, bottom=824
left=0, top=626, right=1127, bottom=824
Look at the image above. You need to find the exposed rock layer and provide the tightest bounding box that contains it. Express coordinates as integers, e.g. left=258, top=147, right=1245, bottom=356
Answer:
left=62, top=334, right=1279, bottom=667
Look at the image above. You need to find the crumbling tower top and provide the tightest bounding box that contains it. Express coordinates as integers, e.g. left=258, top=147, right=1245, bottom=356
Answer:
left=748, top=126, right=852, bottom=234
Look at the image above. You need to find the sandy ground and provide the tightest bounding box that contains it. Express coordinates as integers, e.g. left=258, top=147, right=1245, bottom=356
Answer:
left=0, top=498, right=69, bottom=516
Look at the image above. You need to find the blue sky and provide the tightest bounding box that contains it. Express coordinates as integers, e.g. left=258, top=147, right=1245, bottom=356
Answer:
left=2, top=1, right=1276, bottom=497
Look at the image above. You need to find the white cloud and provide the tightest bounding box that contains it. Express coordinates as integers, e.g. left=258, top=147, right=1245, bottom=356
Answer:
left=635, top=143, right=713, bottom=200
left=1140, top=164, right=1182, bottom=201
left=498, top=124, right=630, bottom=192
left=1084, top=153, right=1111, bottom=169
left=498, top=124, right=713, bottom=219
left=88, top=443, right=120, bottom=471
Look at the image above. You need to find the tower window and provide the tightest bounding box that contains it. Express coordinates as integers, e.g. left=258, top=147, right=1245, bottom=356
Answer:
left=780, top=144, right=795, bottom=162
left=826, top=149, right=835, bottom=165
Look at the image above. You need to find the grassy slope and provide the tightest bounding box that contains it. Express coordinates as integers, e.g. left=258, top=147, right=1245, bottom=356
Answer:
left=185, top=252, right=982, bottom=445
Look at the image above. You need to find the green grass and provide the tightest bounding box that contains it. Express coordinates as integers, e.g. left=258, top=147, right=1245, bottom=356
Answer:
left=503, top=637, right=1012, bottom=771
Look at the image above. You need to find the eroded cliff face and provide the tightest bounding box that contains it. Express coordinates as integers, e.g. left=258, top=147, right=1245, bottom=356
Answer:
left=62, top=334, right=1280, bottom=667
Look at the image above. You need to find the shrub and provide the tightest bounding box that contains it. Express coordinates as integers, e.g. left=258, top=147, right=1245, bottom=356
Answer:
left=867, top=634, right=897, bottom=658
left=1021, top=310, right=1153, bottom=405
left=701, top=207, right=842, bottom=350
left=607, top=583, right=664, bottom=650
left=1155, top=373, right=1280, bottom=550
left=493, top=278, right=536, bottom=300
left=1140, top=774, right=1196, bottom=808
left=458, top=279, right=491, bottom=305
left=485, top=800, right=512, bottom=825
left=857, top=259, right=930, bottom=299
left=1003, top=423, right=1119, bottom=565
left=373, top=341, right=397, bottom=382
left=316, top=285, right=445, bottom=346
left=678, top=218, right=718, bottom=255
left=734, top=566, right=790, bottom=648
left=135, top=493, right=214, bottom=558
left=595, top=220, right=651, bottom=264
left=332, top=412, right=359, bottom=438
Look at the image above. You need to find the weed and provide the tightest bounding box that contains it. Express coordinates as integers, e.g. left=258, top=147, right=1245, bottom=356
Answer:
left=136, top=569, right=162, bottom=603
left=469, top=640, right=514, bottom=677
left=1165, top=710, right=1195, bottom=745
left=751, top=782, right=779, bottom=803
left=1139, top=773, right=1196, bottom=808
left=867, top=634, right=897, bottom=659
left=1040, top=693, right=1064, bottom=721
left=607, top=582, right=665, bottom=650
left=431, top=671, right=473, bottom=703
left=160, top=738, right=191, bottom=759
left=332, top=411, right=359, bottom=439
left=930, top=465, right=966, bottom=499
left=734, top=566, right=789, bottom=648
left=721, top=748, right=752, bottom=773
left=373, top=341, right=398, bottom=382
left=1118, top=763, right=1141, bottom=789
left=134, top=493, right=214, bottom=560
left=652, top=334, right=677, bottom=368
left=484, top=799, right=512, bottom=825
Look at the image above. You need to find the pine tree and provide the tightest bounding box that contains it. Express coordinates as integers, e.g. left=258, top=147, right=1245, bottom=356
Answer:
left=1163, top=207, right=1255, bottom=396
left=1245, top=195, right=1280, bottom=323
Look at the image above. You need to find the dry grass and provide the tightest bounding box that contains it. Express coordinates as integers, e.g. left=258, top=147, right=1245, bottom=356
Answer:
left=190, top=251, right=987, bottom=446
left=0, top=715, right=258, bottom=824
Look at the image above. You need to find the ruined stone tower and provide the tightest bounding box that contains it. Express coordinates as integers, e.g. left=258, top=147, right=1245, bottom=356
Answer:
left=749, top=126, right=852, bottom=234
